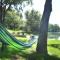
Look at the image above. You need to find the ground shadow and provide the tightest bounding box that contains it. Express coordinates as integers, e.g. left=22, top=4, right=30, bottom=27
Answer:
left=0, top=46, right=28, bottom=59
left=47, top=54, right=60, bottom=60
left=25, top=52, right=60, bottom=60
left=0, top=47, right=60, bottom=60
left=48, top=44, right=60, bottom=49
left=17, top=51, right=60, bottom=60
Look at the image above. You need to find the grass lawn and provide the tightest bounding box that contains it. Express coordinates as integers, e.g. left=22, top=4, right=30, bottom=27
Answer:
left=0, top=30, right=60, bottom=60
left=15, top=36, right=28, bottom=42
left=7, top=29, right=22, bottom=33
left=47, top=40, right=60, bottom=58
left=0, top=39, right=60, bottom=60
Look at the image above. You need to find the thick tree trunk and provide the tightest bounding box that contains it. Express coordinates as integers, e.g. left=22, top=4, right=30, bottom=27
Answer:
left=36, top=0, right=52, bottom=55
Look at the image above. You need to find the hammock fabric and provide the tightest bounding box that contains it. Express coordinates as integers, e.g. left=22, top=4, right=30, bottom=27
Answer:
left=0, top=24, right=37, bottom=49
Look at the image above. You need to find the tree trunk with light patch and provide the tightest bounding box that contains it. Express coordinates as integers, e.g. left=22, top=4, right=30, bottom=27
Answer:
left=36, top=0, right=52, bottom=56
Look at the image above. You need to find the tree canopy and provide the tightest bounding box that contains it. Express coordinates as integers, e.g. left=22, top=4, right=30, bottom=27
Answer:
left=25, top=10, right=41, bottom=34
left=3, top=0, right=32, bottom=11
left=0, top=0, right=32, bottom=23
left=5, top=10, right=23, bottom=30
left=48, top=24, right=60, bottom=32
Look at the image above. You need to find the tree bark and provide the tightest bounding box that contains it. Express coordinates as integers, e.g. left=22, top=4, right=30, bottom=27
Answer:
left=0, top=1, right=3, bottom=23
left=1, top=43, right=6, bottom=51
left=2, top=5, right=6, bottom=23
left=36, top=0, right=52, bottom=55
left=0, top=39, right=7, bottom=52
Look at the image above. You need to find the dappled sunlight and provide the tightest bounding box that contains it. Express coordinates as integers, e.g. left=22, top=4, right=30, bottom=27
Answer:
left=47, top=40, right=60, bottom=59
left=48, top=46, right=60, bottom=58
left=0, top=0, right=60, bottom=60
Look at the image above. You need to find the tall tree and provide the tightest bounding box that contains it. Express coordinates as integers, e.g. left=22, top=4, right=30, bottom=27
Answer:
left=48, top=24, right=60, bottom=32
left=0, top=0, right=32, bottom=23
left=25, top=10, right=41, bottom=34
left=36, top=0, right=52, bottom=56
left=5, top=10, right=21, bottom=30
left=0, top=0, right=32, bottom=51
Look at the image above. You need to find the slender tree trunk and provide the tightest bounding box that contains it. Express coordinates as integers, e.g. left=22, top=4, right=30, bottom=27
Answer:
left=0, top=2, right=7, bottom=52
left=0, top=0, right=3, bottom=23
left=0, top=39, right=7, bottom=52
left=1, top=43, right=6, bottom=51
left=0, top=1, right=6, bottom=24
left=36, top=0, right=52, bottom=55
left=2, top=5, right=6, bottom=23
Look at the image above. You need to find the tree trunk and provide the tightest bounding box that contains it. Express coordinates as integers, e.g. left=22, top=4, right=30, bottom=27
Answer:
left=0, top=1, right=3, bottom=23
left=1, top=43, right=6, bottom=51
left=36, top=0, right=52, bottom=55
left=2, top=5, right=6, bottom=23
left=0, top=39, right=7, bottom=52
left=0, top=1, right=6, bottom=24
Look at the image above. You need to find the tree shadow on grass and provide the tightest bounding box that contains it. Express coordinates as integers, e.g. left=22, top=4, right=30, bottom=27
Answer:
left=27, top=52, right=60, bottom=60
left=0, top=47, right=60, bottom=60
left=47, top=54, right=60, bottom=60
left=17, top=51, right=60, bottom=60
left=48, top=44, right=60, bottom=50
left=0, top=46, right=28, bottom=59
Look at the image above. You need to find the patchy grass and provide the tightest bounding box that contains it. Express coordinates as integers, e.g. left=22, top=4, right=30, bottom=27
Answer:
left=48, top=40, right=60, bottom=44
left=7, top=29, right=29, bottom=42
left=7, top=29, right=21, bottom=33
left=0, top=29, right=60, bottom=60
left=0, top=40, right=60, bottom=60
left=15, top=36, right=28, bottom=42
left=48, top=40, right=60, bottom=59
